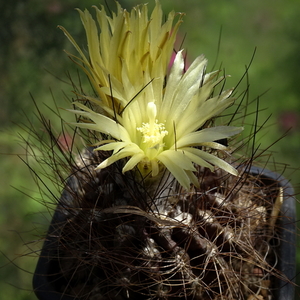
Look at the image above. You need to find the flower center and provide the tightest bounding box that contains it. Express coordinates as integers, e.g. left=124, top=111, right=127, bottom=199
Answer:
left=137, top=102, right=168, bottom=150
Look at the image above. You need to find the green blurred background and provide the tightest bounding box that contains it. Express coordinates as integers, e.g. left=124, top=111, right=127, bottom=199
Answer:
left=1, top=0, right=299, bottom=299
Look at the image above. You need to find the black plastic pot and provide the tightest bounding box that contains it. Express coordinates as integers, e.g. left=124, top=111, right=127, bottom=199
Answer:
left=32, top=166, right=296, bottom=300
left=249, top=166, right=296, bottom=300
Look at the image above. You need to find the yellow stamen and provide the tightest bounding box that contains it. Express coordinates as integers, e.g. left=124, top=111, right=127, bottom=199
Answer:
left=137, top=102, right=168, bottom=148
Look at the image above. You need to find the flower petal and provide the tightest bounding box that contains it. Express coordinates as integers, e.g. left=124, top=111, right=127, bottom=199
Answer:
left=95, top=142, right=127, bottom=154
left=96, top=143, right=142, bottom=170
left=170, top=55, right=207, bottom=119
left=175, top=126, right=243, bottom=148
left=158, top=154, right=191, bottom=189
left=176, top=90, right=235, bottom=136
left=182, top=147, right=238, bottom=176
left=181, top=149, right=214, bottom=171
left=158, top=149, right=198, bottom=189
left=68, top=104, right=131, bottom=142
left=122, top=152, right=145, bottom=173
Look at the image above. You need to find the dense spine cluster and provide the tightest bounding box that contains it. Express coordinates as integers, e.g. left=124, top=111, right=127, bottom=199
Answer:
left=42, top=149, right=279, bottom=300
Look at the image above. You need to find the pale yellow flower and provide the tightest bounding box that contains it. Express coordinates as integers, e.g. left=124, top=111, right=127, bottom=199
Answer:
left=60, top=1, right=243, bottom=189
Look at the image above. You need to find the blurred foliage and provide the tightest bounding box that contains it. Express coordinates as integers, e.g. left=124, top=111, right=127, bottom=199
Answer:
left=1, top=0, right=300, bottom=299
